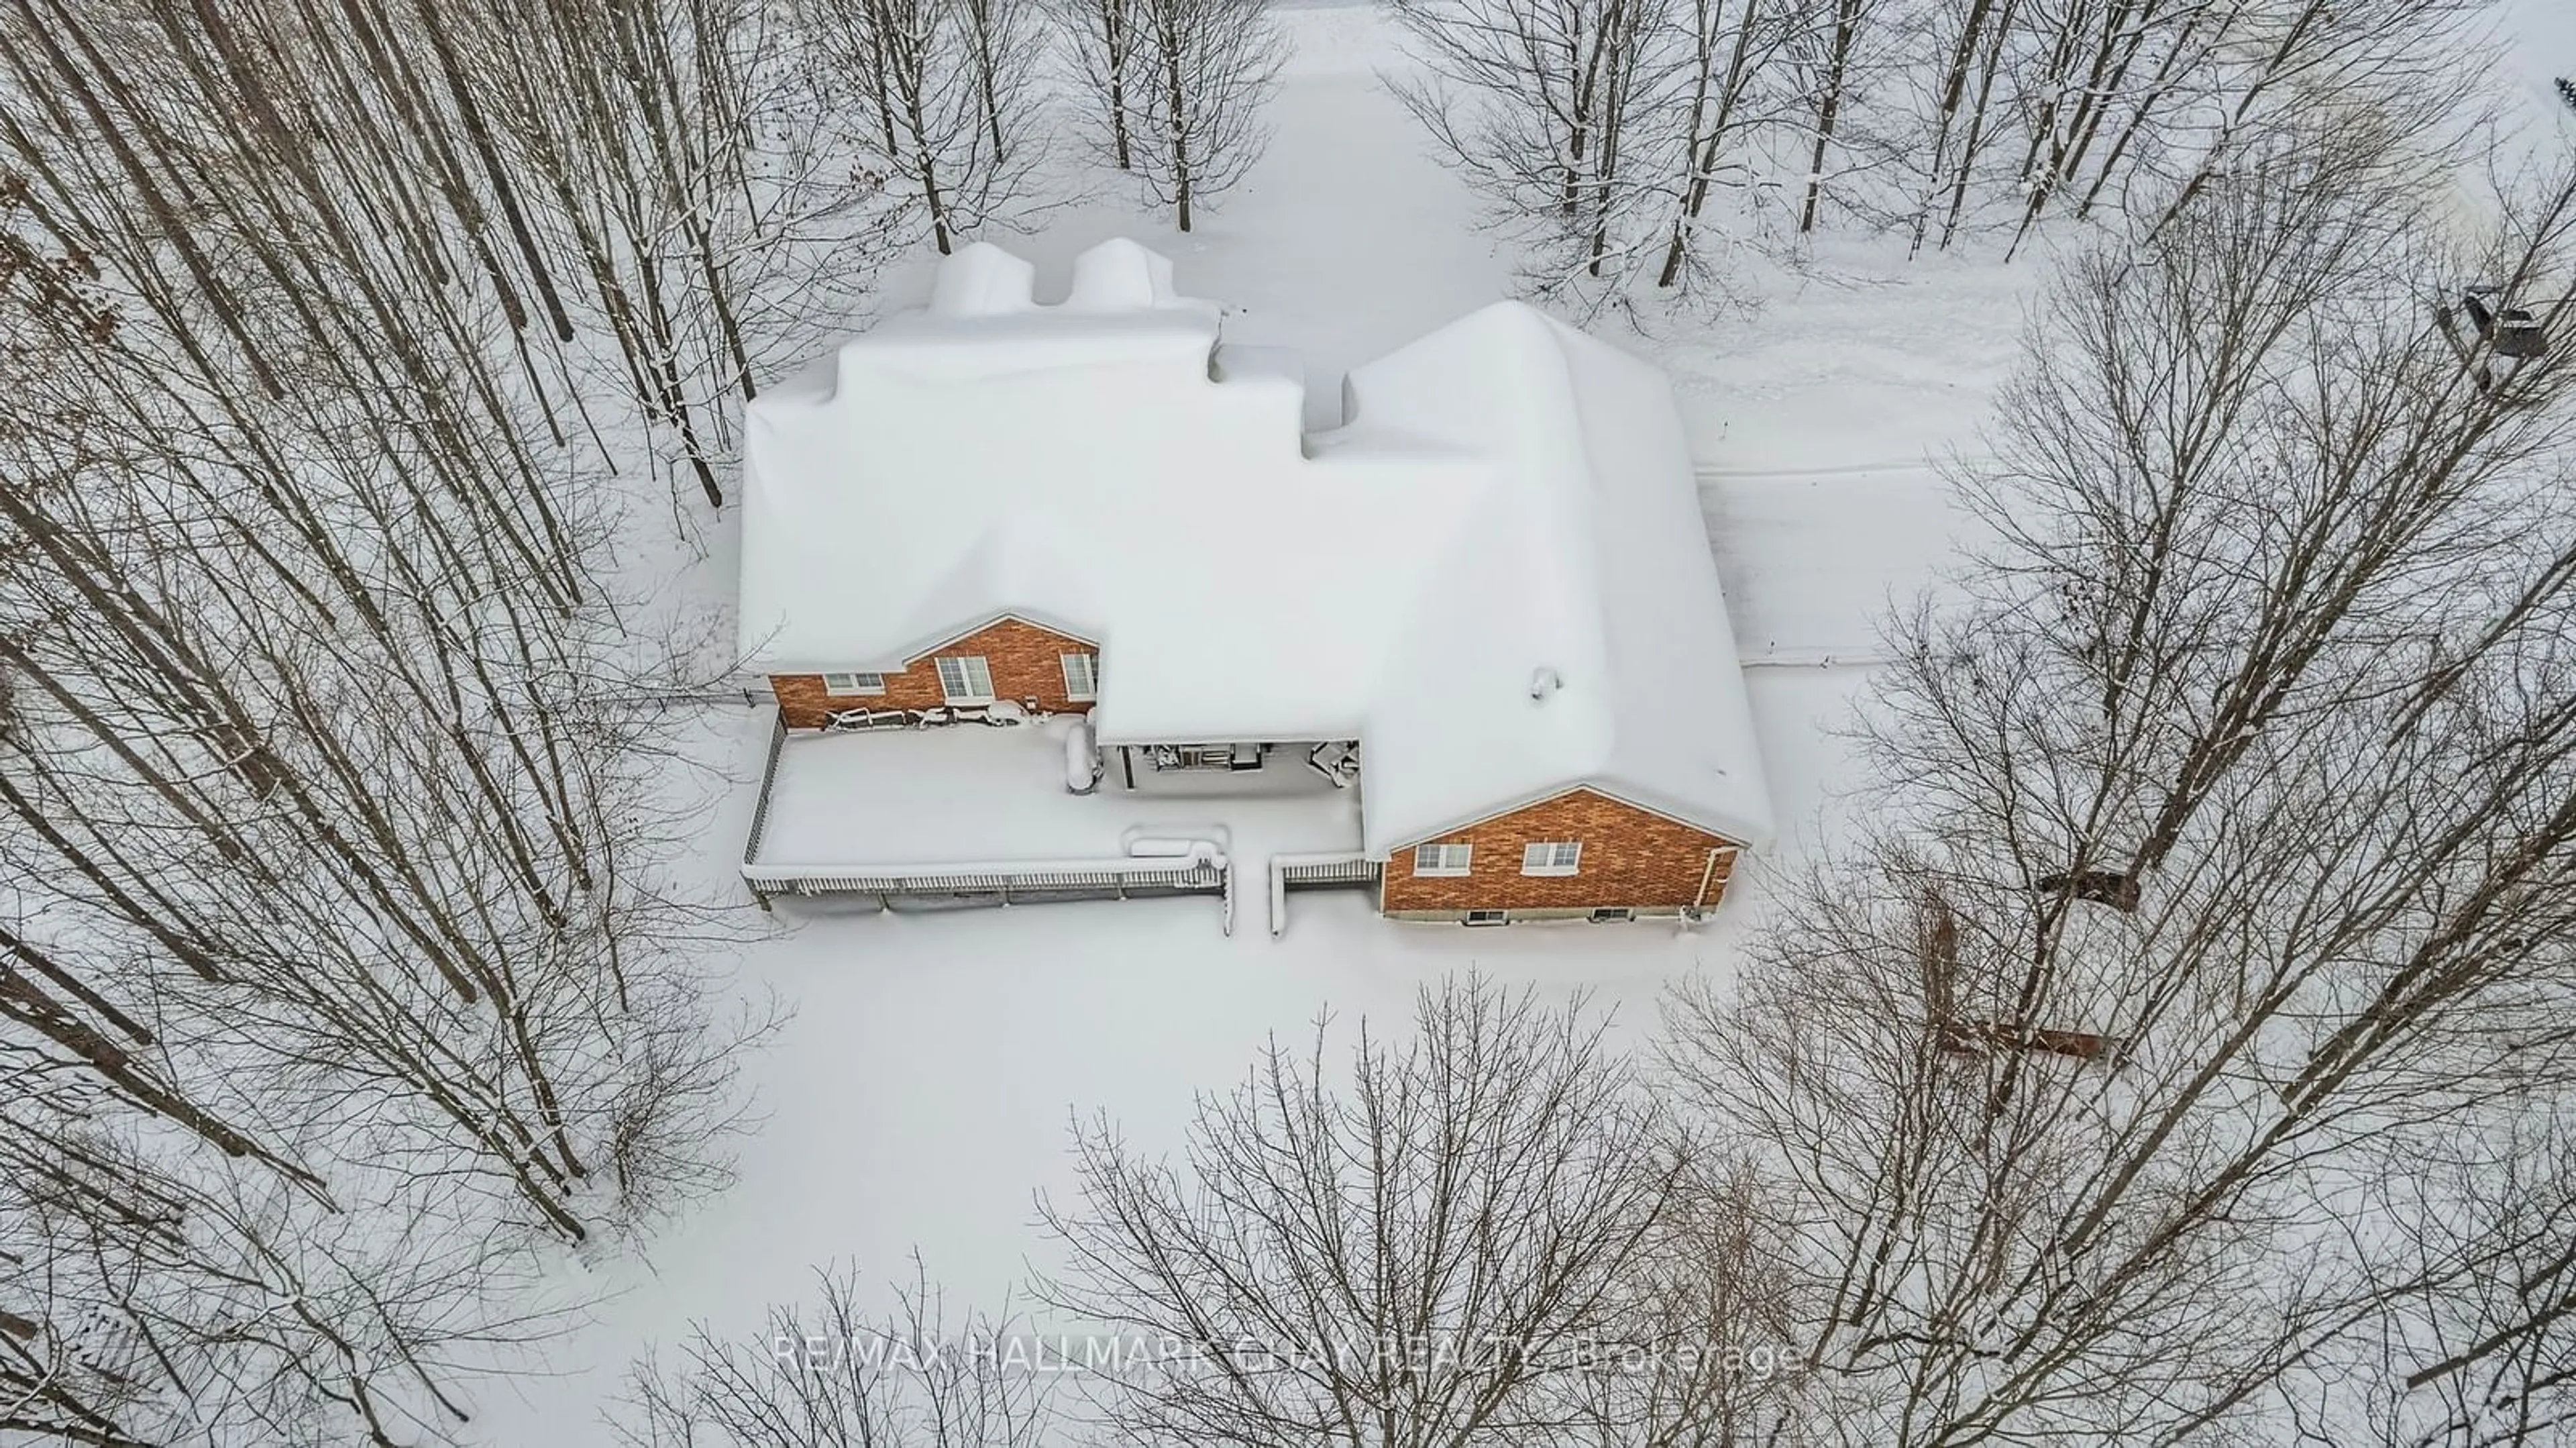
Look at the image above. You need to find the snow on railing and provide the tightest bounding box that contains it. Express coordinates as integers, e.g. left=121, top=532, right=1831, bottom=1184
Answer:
left=741, top=852, right=1236, bottom=934
left=1268, top=851, right=1380, bottom=937
left=742, top=854, right=1228, bottom=885
left=741, top=708, right=792, bottom=883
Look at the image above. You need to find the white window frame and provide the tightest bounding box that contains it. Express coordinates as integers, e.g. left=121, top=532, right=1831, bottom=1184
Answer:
left=1521, top=840, right=1582, bottom=876
left=820, top=671, right=885, bottom=696
left=934, top=655, right=995, bottom=705
left=1060, top=652, right=1098, bottom=701
left=1413, top=842, right=1472, bottom=877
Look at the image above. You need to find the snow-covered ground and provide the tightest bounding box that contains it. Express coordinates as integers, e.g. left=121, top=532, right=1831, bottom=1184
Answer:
left=464, top=9, right=2023, bottom=1438
left=455, top=0, right=2576, bottom=1435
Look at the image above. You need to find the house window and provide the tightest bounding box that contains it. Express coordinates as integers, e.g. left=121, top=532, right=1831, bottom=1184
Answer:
left=1521, top=840, right=1582, bottom=876
left=1413, top=842, right=1472, bottom=877
left=821, top=672, right=884, bottom=696
left=1590, top=907, right=1633, bottom=923
left=1464, top=909, right=1509, bottom=927
left=934, top=656, right=994, bottom=705
left=1061, top=652, right=1098, bottom=701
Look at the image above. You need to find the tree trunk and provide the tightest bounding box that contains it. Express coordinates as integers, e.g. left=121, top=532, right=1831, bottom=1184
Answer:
left=1800, top=0, right=1860, bottom=234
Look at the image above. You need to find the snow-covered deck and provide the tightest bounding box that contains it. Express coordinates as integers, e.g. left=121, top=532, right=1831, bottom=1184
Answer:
left=743, top=715, right=1367, bottom=929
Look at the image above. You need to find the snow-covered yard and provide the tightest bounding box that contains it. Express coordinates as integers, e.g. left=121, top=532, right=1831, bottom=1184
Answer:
left=462, top=1, right=2118, bottom=1439
left=471, top=576, right=1958, bottom=1433
left=458, top=7, right=2027, bottom=1437
left=7, top=0, right=2569, bottom=1429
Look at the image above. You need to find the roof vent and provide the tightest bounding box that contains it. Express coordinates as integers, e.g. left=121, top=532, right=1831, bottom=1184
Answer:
left=1529, top=667, right=1562, bottom=701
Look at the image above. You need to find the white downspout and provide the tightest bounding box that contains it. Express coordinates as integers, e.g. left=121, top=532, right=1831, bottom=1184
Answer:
left=1691, top=847, right=1723, bottom=913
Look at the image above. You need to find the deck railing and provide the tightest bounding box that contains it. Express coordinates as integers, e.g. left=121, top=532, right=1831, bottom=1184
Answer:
left=741, top=707, right=791, bottom=894
left=1268, top=851, right=1381, bottom=937
left=741, top=855, right=1236, bottom=933
left=735, top=715, right=1267, bottom=937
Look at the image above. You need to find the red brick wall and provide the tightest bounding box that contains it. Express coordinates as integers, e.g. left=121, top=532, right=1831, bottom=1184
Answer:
left=769, top=617, right=1099, bottom=728
left=1379, top=787, right=1741, bottom=916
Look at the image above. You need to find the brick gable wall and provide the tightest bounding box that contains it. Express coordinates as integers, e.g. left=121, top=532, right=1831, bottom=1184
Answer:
left=769, top=617, right=1099, bottom=728
left=1378, top=786, right=1741, bottom=917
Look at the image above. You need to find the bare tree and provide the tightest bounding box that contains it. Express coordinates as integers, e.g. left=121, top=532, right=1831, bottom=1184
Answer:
left=1653, top=0, right=1803, bottom=293
left=1053, top=0, right=1146, bottom=171
left=796, top=0, right=1044, bottom=254
left=1391, top=0, right=1830, bottom=306
left=1034, top=976, right=1717, bottom=1448
left=2121, top=0, right=2489, bottom=241
left=0, top=0, right=784, bottom=1436
left=1124, top=0, right=1281, bottom=231
left=1900, top=0, right=2021, bottom=251
left=614, top=1257, right=1057, bottom=1448
left=1661, top=134, right=2576, bottom=1443
left=1790, top=0, right=1883, bottom=233
left=456, top=0, right=887, bottom=508
left=1754, top=0, right=2504, bottom=255
left=1, top=1113, right=579, bottom=1447
left=1568, top=1153, right=1817, bottom=1446
left=1391, top=0, right=1690, bottom=298
left=1053, top=0, right=1277, bottom=227
left=1941, top=0, right=2492, bottom=254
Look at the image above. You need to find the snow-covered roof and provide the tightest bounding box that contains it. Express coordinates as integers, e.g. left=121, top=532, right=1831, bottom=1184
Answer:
left=738, top=238, right=1773, bottom=854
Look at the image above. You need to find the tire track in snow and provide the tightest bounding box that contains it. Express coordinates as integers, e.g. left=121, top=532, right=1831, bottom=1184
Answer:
left=1697, top=459, right=1968, bottom=670
left=1691, top=456, right=1986, bottom=480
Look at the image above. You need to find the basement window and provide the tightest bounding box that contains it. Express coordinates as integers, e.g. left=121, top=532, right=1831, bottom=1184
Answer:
left=935, top=656, right=995, bottom=705
left=1413, top=842, right=1472, bottom=876
left=1521, top=840, right=1582, bottom=876
left=1464, top=909, right=1509, bottom=927
left=1589, top=907, right=1633, bottom=923
left=1061, top=652, right=1098, bottom=701
left=822, top=672, right=885, bottom=696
